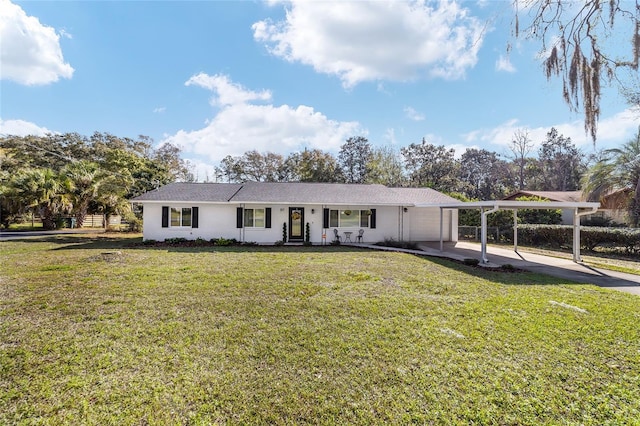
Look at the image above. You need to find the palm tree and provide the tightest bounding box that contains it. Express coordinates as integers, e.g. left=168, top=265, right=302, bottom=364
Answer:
left=92, top=172, right=134, bottom=227
left=10, top=168, right=71, bottom=230
left=582, top=128, right=640, bottom=226
left=63, top=161, right=106, bottom=228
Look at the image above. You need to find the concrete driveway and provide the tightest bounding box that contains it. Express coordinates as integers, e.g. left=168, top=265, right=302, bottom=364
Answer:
left=418, top=241, right=640, bottom=296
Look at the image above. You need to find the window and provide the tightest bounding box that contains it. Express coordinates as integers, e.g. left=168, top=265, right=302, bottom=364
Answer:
left=162, top=206, right=198, bottom=228
left=244, top=208, right=265, bottom=228
left=328, top=209, right=371, bottom=228
left=171, top=207, right=192, bottom=227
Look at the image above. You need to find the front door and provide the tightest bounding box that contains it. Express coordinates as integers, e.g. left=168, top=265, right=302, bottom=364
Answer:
left=288, top=207, right=304, bottom=242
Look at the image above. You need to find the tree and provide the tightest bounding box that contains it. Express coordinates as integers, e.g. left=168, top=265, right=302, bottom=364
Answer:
left=582, top=127, right=640, bottom=226
left=508, top=129, right=533, bottom=190
left=538, top=128, right=585, bottom=191
left=401, top=139, right=460, bottom=192
left=285, top=149, right=342, bottom=182
left=366, top=145, right=406, bottom=187
left=513, top=0, right=640, bottom=141
left=239, top=151, right=286, bottom=182
left=219, top=155, right=244, bottom=183
left=63, top=161, right=108, bottom=227
left=459, top=148, right=513, bottom=200
left=9, top=168, right=71, bottom=230
left=338, top=136, right=372, bottom=184
left=154, top=142, right=193, bottom=182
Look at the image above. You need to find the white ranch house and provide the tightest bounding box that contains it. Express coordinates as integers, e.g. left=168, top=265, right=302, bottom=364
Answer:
left=132, top=182, right=459, bottom=244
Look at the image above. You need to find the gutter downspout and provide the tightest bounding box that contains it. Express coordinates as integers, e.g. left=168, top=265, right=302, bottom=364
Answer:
left=573, top=205, right=599, bottom=262
left=439, top=207, right=443, bottom=252
left=481, top=204, right=500, bottom=264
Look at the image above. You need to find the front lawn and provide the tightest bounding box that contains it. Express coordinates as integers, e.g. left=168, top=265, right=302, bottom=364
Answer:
left=1, top=234, right=639, bottom=424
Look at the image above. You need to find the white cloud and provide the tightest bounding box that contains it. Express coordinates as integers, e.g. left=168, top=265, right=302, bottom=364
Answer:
left=253, top=0, right=486, bottom=87
left=495, top=54, right=516, bottom=72
left=446, top=143, right=481, bottom=159
left=185, top=73, right=272, bottom=107
left=164, top=73, right=364, bottom=161
left=0, top=118, right=54, bottom=136
left=182, top=157, right=220, bottom=182
left=153, top=107, right=166, bottom=113
left=463, top=109, right=640, bottom=153
left=384, top=128, right=398, bottom=145
left=0, top=0, right=74, bottom=85
left=404, top=107, right=425, bottom=121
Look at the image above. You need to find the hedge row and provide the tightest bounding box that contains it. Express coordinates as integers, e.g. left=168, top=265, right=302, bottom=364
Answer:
left=516, top=225, right=640, bottom=253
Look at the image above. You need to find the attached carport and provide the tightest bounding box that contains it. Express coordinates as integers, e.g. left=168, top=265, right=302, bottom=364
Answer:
left=418, top=201, right=600, bottom=264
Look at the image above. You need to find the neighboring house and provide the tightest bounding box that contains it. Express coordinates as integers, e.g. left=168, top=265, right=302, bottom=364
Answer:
left=131, top=182, right=459, bottom=244
left=503, top=190, right=626, bottom=224
left=503, top=190, right=583, bottom=224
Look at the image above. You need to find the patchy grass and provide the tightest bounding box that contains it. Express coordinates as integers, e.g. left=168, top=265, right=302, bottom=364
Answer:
left=4, top=221, right=44, bottom=231
left=1, top=234, right=639, bottom=425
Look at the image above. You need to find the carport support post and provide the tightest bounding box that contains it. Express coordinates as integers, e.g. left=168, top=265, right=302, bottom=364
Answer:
left=513, top=210, right=518, bottom=253
left=480, top=207, right=488, bottom=264
left=573, top=208, right=581, bottom=262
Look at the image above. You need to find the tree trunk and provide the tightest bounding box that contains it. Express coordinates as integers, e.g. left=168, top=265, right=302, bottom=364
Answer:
left=41, top=207, right=57, bottom=230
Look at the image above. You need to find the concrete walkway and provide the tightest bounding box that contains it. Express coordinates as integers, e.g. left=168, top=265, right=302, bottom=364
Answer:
left=348, top=241, right=640, bottom=296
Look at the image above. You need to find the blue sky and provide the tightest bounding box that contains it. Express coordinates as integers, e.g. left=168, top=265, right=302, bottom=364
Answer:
left=1, top=0, right=638, bottom=179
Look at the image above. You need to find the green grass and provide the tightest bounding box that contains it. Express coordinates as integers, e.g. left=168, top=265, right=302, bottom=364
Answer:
left=1, top=234, right=639, bottom=425
left=5, top=221, right=44, bottom=231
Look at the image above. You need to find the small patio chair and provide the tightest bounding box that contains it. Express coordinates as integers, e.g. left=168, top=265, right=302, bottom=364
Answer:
left=356, top=229, right=364, bottom=243
left=333, top=228, right=341, bottom=243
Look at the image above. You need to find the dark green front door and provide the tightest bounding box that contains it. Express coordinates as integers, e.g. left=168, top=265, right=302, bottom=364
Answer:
left=289, top=207, right=304, bottom=241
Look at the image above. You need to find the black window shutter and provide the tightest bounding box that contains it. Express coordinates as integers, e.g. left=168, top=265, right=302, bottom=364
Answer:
left=323, top=208, right=329, bottom=228
left=370, top=209, right=376, bottom=229
left=236, top=207, right=243, bottom=228
left=192, top=207, right=199, bottom=228
left=265, top=208, right=272, bottom=228
left=162, top=206, right=169, bottom=228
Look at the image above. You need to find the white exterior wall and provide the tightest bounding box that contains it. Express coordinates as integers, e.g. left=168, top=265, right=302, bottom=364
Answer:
left=141, top=202, right=457, bottom=243
left=141, top=203, right=239, bottom=241
left=402, top=207, right=458, bottom=242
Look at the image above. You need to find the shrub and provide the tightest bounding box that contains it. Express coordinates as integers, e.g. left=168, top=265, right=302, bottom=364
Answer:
left=515, top=196, right=562, bottom=225
left=463, top=258, right=480, bottom=266
left=194, top=237, right=208, bottom=246
left=375, top=238, right=420, bottom=250
left=164, top=237, right=188, bottom=245
left=213, top=237, right=234, bottom=246
left=125, top=215, right=143, bottom=233
left=517, top=225, right=640, bottom=254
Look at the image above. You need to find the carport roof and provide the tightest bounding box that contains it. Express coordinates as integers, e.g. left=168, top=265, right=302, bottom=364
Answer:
left=415, top=200, right=600, bottom=210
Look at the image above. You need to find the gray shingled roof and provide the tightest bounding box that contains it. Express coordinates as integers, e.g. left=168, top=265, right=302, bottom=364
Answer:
left=131, top=182, right=243, bottom=202
left=131, top=182, right=458, bottom=206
